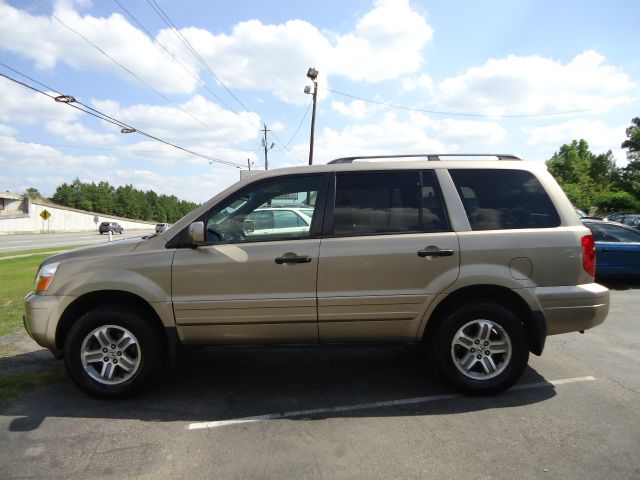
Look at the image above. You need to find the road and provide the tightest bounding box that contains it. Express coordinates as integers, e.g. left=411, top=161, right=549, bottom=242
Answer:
left=0, top=284, right=638, bottom=479
left=0, top=230, right=155, bottom=253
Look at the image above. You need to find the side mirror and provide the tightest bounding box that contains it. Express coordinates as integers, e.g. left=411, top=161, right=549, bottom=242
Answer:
left=187, top=221, right=205, bottom=246
left=243, top=219, right=255, bottom=234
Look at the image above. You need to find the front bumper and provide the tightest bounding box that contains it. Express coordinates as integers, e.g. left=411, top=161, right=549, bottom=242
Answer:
left=535, top=283, right=609, bottom=335
left=24, top=292, right=76, bottom=353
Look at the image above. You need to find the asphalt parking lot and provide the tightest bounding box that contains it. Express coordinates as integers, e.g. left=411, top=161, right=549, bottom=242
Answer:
left=1, top=283, right=639, bottom=480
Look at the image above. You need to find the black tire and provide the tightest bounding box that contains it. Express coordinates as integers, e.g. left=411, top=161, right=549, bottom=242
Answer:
left=63, top=306, right=162, bottom=399
left=430, top=301, right=529, bottom=395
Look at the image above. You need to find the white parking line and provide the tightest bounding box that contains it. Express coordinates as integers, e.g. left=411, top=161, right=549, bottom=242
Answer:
left=187, top=376, right=596, bottom=431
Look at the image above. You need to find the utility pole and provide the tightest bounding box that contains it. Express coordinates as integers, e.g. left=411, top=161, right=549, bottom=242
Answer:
left=261, top=124, right=274, bottom=170
left=305, top=67, right=319, bottom=165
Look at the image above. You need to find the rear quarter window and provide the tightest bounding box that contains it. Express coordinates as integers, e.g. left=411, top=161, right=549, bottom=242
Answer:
left=449, top=169, right=560, bottom=230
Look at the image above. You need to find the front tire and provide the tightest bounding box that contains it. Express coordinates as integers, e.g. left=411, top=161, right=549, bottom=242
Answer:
left=63, top=306, right=162, bottom=398
left=431, top=302, right=528, bottom=395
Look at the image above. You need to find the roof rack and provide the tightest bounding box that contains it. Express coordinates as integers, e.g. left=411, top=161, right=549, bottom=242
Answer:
left=327, top=153, right=522, bottom=164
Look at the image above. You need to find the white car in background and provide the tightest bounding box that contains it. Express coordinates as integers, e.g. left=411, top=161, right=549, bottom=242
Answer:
left=244, top=207, right=314, bottom=237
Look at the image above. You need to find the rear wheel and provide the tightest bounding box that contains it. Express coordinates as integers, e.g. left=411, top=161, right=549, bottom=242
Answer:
left=431, top=302, right=528, bottom=395
left=64, top=306, right=162, bottom=398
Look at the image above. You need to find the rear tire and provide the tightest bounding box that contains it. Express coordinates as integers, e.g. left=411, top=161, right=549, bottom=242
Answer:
left=430, top=302, right=528, bottom=395
left=63, top=306, right=162, bottom=399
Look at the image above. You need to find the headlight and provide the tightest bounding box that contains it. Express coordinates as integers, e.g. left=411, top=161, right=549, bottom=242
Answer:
left=34, top=262, right=59, bottom=294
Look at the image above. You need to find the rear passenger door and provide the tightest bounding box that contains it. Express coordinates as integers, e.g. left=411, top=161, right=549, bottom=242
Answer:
left=317, top=170, right=460, bottom=341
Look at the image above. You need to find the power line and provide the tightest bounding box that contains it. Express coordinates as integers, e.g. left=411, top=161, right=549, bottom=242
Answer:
left=143, top=0, right=302, bottom=164
left=109, top=0, right=238, bottom=114
left=31, top=0, right=242, bottom=148
left=327, top=88, right=640, bottom=119
left=279, top=102, right=312, bottom=151
left=146, top=0, right=252, bottom=114
left=0, top=66, right=243, bottom=168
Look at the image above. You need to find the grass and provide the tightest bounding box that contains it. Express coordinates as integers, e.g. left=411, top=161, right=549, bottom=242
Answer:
left=0, top=245, right=89, bottom=337
left=0, top=243, right=91, bottom=258
left=0, top=244, right=95, bottom=403
left=0, top=368, right=67, bottom=405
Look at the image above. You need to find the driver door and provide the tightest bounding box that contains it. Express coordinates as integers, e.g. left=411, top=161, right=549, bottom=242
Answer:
left=172, top=174, right=327, bottom=344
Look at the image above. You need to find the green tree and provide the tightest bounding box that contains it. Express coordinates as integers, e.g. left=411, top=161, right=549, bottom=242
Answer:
left=49, top=179, right=198, bottom=222
left=621, top=117, right=640, bottom=159
left=25, top=187, right=41, bottom=199
left=620, top=117, right=640, bottom=197
left=546, top=139, right=623, bottom=211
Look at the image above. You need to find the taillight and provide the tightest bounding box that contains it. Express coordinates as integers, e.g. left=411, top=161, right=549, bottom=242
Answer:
left=582, top=234, right=596, bottom=277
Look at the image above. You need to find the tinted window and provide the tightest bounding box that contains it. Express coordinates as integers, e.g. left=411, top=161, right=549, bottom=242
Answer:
left=450, top=169, right=560, bottom=230
left=246, top=210, right=272, bottom=229
left=619, top=215, right=640, bottom=227
left=333, top=172, right=422, bottom=235
left=588, top=223, right=640, bottom=243
left=204, top=175, right=322, bottom=244
left=274, top=210, right=304, bottom=228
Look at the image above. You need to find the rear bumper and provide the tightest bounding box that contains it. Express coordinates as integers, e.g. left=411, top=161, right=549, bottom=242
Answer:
left=535, top=283, right=609, bottom=335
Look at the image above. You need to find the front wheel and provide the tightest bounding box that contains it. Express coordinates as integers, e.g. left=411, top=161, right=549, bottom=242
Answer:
left=431, top=302, right=529, bottom=395
left=63, top=306, right=162, bottom=398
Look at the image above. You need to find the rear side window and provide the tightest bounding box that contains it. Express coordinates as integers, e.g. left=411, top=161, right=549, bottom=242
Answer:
left=588, top=223, right=640, bottom=242
left=450, top=169, right=560, bottom=230
left=332, top=171, right=449, bottom=236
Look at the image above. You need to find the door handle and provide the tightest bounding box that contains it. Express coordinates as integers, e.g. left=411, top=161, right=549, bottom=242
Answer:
left=275, top=255, right=312, bottom=264
left=602, top=248, right=611, bottom=252
left=417, top=249, right=454, bottom=258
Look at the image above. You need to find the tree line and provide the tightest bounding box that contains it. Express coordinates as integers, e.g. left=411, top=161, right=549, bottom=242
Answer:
left=47, top=180, right=199, bottom=223
left=546, top=117, right=640, bottom=213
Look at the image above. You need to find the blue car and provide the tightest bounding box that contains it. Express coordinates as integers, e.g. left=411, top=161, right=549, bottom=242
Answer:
left=582, top=219, right=640, bottom=278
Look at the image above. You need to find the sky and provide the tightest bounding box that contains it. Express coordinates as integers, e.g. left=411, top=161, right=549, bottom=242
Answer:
left=0, top=0, right=639, bottom=203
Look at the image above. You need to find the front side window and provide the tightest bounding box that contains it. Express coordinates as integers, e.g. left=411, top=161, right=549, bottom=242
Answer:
left=204, top=175, right=322, bottom=244
left=450, top=169, right=561, bottom=230
left=332, top=171, right=448, bottom=236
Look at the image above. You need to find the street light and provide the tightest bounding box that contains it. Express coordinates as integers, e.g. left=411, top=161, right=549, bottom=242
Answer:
left=304, top=67, right=319, bottom=165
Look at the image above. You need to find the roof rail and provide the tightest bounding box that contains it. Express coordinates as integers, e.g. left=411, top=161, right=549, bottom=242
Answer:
left=327, top=153, right=522, bottom=164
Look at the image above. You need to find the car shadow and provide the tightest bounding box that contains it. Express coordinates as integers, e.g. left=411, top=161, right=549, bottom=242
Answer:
left=3, top=344, right=556, bottom=432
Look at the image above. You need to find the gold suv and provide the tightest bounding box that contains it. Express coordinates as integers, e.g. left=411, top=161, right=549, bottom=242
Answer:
left=24, top=154, right=609, bottom=398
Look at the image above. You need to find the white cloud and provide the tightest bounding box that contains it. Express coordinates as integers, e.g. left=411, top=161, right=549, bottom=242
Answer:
left=331, top=99, right=374, bottom=120
left=91, top=139, right=258, bottom=172
left=269, top=121, right=285, bottom=133
left=1, top=0, right=433, bottom=104
left=410, top=113, right=506, bottom=146
left=0, top=132, right=245, bottom=201
left=45, top=121, right=118, bottom=144
left=0, top=123, right=17, bottom=136
left=289, top=112, right=446, bottom=163
left=523, top=119, right=627, bottom=162
left=433, top=51, right=637, bottom=116
left=0, top=76, right=79, bottom=124
left=401, top=73, right=435, bottom=94
left=92, top=95, right=262, bottom=145
left=0, top=1, right=199, bottom=94
left=0, top=135, right=117, bottom=173
left=331, top=0, right=433, bottom=83
left=286, top=112, right=511, bottom=164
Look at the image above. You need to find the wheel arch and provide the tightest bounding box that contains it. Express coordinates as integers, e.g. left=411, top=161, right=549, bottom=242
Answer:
left=422, top=284, right=546, bottom=355
left=55, top=290, right=179, bottom=362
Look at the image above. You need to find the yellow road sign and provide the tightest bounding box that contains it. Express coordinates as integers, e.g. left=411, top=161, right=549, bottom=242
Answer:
left=40, top=209, right=51, bottom=221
